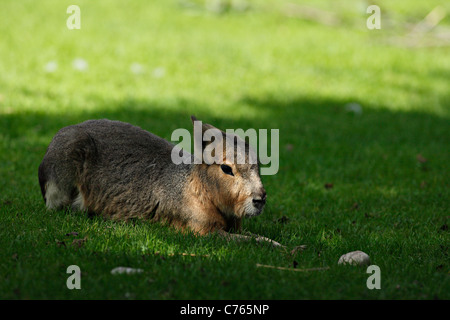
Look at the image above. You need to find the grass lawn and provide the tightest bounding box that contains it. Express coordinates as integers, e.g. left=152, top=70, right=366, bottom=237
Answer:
left=0, top=0, right=449, bottom=299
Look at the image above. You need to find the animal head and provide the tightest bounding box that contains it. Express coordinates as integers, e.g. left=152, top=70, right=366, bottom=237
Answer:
left=191, top=116, right=266, bottom=218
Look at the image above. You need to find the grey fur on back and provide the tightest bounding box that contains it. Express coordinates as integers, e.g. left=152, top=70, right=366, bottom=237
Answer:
left=39, top=119, right=192, bottom=220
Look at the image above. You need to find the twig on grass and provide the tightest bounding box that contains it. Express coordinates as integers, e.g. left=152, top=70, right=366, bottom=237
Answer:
left=154, top=251, right=210, bottom=257
left=282, top=3, right=340, bottom=26
left=389, top=6, right=450, bottom=48
left=409, top=6, right=446, bottom=34
left=256, top=263, right=329, bottom=272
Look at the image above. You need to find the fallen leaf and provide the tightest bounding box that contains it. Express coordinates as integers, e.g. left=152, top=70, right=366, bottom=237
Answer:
left=56, top=240, right=66, bottom=247
left=417, top=154, right=428, bottom=163
left=72, top=236, right=88, bottom=248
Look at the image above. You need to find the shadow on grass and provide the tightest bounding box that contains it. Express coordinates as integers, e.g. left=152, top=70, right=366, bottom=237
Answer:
left=2, top=92, right=448, bottom=149
left=1, top=92, right=448, bottom=213
left=1, top=94, right=448, bottom=299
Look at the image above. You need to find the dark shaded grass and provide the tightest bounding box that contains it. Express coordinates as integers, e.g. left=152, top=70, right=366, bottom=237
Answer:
left=1, top=95, right=448, bottom=299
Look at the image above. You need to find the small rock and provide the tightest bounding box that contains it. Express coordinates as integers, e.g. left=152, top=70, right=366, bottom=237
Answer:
left=44, top=61, right=58, bottom=73
left=338, top=250, right=370, bottom=266
left=130, top=63, right=144, bottom=75
left=72, top=58, right=88, bottom=71
left=111, top=267, right=144, bottom=275
left=152, top=67, right=165, bottom=78
left=344, top=102, right=363, bottom=115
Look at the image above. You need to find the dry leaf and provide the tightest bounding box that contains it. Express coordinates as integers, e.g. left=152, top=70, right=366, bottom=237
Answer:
left=56, top=240, right=66, bottom=247
left=72, top=236, right=88, bottom=248
left=417, top=154, right=428, bottom=163
left=324, top=183, right=333, bottom=189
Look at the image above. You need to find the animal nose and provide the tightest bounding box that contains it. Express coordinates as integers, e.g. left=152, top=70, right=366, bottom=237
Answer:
left=253, top=190, right=267, bottom=206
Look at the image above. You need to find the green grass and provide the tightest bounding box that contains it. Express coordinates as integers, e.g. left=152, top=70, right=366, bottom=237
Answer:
left=0, top=0, right=449, bottom=299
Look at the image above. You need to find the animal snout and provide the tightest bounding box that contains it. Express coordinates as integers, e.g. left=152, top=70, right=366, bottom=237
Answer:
left=252, top=190, right=267, bottom=208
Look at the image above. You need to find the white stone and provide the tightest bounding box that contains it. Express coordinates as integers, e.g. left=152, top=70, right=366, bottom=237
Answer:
left=338, top=250, right=370, bottom=266
left=130, top=63, right=144, bottom=75
left=344, top=102, right=363, bottom=115
left=44, top=61, right=58, bottom=73
left=72, top=58, right=88, bottom=71
left=152, top=67, right=165, bottom=78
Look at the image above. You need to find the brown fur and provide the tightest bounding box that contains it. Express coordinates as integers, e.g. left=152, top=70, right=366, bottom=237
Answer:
left=38, top=116, right=283, bottom=247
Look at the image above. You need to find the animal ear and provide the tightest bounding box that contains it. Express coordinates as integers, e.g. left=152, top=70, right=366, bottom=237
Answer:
left=191, top=115, right=218, bottom=135
left=191, top=116, right=226, bottom=164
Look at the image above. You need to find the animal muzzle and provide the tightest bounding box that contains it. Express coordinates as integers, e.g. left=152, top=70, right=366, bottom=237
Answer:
left=246, top=189, right=266, bottom=216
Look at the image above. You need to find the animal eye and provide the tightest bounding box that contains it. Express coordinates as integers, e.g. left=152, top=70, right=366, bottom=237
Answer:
left=220, top=164, right=234, bottom=176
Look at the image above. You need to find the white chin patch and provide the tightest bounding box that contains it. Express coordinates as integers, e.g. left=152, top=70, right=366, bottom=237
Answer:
left=244, top=199, right=263, bottom=217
